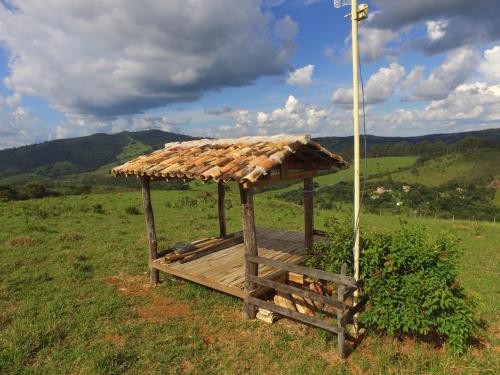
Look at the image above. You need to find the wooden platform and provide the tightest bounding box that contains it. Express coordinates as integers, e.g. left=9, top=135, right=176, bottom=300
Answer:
left=150, top=228, right=322, bottom=298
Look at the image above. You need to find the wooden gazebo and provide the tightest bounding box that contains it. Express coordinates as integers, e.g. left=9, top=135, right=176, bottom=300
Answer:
left=112, top=134, right=360, bottom=357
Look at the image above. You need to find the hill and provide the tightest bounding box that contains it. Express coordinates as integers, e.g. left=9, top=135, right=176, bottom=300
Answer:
left=0, top=130, right=195, bottom=184
left=315, top=128, right=500, bottom=155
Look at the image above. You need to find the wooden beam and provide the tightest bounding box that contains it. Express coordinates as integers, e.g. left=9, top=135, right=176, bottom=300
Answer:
left=247, top=275, right=345, bottom=311
left=337, top=263, right=347, bottom=358
left=239, top=185, right=258, bottom=320
left=242, top=170, right=316, bottom=189
left=246, top=296, right=341, bottom=334
left=343, top=295, right=369, bottom=324
left=140, top=176, right=159, bottom=285
left=246, top=255, right=357, bottom=288
left=217, top=181, right=227, bottom=238
left=304, top=177, right=314, bottom=251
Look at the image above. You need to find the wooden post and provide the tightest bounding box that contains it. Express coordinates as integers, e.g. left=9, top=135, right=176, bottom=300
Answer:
left=140, top=176, right=159, bottom=285
left=239, top=185, right=258, bottom=320
left=337, top=263, right=347, bottom=358
left=304, top=177, right=314, bottom=251
left=218, top=181, right=227, bottom=238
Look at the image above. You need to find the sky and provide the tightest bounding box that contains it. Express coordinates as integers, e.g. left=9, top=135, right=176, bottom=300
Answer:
left=0, top=0, right=499, bottom=149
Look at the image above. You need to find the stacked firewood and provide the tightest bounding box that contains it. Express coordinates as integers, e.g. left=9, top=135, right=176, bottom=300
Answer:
left=256, top=272, right=336, bottom=324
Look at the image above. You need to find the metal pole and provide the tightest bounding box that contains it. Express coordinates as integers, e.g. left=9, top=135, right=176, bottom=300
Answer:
left=351, top=0, right=360, bottom=287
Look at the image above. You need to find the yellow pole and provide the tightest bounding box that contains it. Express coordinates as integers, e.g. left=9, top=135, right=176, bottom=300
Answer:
left=351, top=0, right=360, bottom=287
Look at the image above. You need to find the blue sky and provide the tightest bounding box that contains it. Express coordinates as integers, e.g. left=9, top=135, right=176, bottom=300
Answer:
left=0, top=0, right=499, bottom=149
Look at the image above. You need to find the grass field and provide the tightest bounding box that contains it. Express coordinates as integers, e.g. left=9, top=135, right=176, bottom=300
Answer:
left=386, top=151, right=500, bottom=186
left=1, top=185, right=498, bottom=374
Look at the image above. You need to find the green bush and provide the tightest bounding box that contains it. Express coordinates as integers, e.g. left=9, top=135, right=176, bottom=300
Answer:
left=306, top=217, right=476, bottom=354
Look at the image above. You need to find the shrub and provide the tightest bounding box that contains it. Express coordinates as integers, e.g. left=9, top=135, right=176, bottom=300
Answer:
left=124, top=205, right=140, bottom=215
left=306, top=217, right=476, bottom=354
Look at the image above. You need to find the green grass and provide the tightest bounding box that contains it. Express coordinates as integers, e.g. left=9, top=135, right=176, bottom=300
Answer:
left=262, top=156, right=418, bottom=195
left=0, top=186, right=498, bottom=374
left=387, top=151, right=500, bottom=186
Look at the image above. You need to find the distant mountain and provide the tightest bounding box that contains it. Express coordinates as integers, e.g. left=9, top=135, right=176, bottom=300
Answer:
left=0, top=130, right=195, bottom=184
left=1, top=127, right=499, bottom=185
left=314, top=128, right=500, bottom=153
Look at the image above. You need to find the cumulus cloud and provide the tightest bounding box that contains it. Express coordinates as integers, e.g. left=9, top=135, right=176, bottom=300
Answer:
left=198, top=95, right=338, bottom=138
left=426, top=20, right=449, bottom=41
left=287, top=64, right=314, bottom=86
left=370, top=0, right=500, bottom=55
left=410, top=47, right=480, bottom=100
left=0, top=105, right=53, bottom=149
left=0, top=0, right=298, bottom=118
left=332, top=63, right=405, bottom=105
left=480, top=46, right=500, bottom=83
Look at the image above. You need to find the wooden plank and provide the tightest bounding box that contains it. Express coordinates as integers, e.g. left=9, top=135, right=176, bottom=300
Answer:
left=140, top=176, right=159, bottom=285
left=304, top=177, right=314, bottom=251
left=179, top=235, right=243, bottom=263
left=240, top=186, right=258, bottom=320
left=218, top=181, right=227, bottom=238
left=247, top=275, right=345, bottom=310
left=165, top=234, right=243, bottom=263
left=246, top=255, right=357, bottom=288
left=337, top=263, right=347, bottom=359
left=149, top=260, right=245, bottom=298
left=246, top=296, right=341, bottom=334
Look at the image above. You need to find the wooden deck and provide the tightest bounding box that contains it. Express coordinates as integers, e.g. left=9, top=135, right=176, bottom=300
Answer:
left=150, top=227, right=322, bottom=298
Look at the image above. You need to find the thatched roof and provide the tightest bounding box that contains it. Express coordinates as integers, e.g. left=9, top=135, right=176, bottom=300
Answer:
left=111, top=134, right=348, bottom=184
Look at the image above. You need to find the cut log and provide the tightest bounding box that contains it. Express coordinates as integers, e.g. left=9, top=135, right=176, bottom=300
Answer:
left=288, top=272, right=305, bottom=285
left=273, top=293, right=297, bottom=312
left=256, top=308, right=280, bottom=324
left=309, top=282, right=325, bottom=309
left=291, top=294, right=315, bottom=316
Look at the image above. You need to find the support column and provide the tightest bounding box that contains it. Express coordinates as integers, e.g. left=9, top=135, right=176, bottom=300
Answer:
left=218, top=181, right=227, bottom=238
left=140, top=176, right=159, bottom=285
left=304, top=177, right=314, bottom=251
left=239, top=185, right=258, bottom=320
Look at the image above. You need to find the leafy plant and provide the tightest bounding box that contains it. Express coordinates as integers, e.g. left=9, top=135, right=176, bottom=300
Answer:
left=306, top=217, right=476, bottom=354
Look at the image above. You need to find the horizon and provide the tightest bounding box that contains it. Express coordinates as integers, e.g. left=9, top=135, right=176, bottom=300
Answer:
left=1, top=0, right=499, bottom=150
left=1, top=126, right=499, bottom=152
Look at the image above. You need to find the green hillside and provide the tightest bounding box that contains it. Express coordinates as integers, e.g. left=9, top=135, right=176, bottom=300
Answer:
left=0, top=130, right=194, bottom=184
left=385, top=150, right=500, bottom=186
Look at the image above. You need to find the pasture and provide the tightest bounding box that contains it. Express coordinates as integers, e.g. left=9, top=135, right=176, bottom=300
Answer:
left=0, top=186, right=498, bottom=374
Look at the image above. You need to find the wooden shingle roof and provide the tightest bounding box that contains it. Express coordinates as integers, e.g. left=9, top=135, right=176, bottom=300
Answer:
left=111, top=134, right=348, bottom=184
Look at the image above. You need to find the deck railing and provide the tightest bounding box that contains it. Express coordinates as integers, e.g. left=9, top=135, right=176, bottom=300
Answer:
left=245, top=255, right=360, bottom=358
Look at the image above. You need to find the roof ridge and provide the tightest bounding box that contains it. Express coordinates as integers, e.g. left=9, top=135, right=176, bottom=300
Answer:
left=164, top=134, right=311, bottom=148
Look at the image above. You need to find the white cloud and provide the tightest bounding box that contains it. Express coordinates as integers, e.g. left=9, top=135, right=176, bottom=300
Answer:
left=0, top=1, right=298, bottom=118
left=0, top=105, right=53, bottom=149
left=286, top=64, right=314, bottom=86
left=411, top=47, right=480, bottom=100
left=426, top=20, right=449, bottom=41
left=480, top=45, right=500, bottom=82
left=332, top=63, right=405, bottom=105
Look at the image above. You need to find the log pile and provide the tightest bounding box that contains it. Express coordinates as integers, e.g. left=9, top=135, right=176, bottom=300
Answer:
left=268, top=272, right=337, bottom=319
left=161, top=232, right=243, bottom=264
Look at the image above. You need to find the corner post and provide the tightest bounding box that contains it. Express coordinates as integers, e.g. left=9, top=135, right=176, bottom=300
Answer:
left=218, top=181, right=227, bottom=238
left=239, top=184, right=258, bottom=320
left=337, top=263, right=347, bottom=358
left=139, top=176, right=159, bottom=285
left=304, top=177, right=314, bottom=251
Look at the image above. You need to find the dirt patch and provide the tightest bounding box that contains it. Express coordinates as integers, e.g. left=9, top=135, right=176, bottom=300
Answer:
left=487, top=179, right=500, bottom=189
left=104, top=274, right=155, bottom=296
left=94, top=334, right=125, bottom=345
left=5, top=236, right=36, bottom=248
left=135, top=295, right=191, bottom=322
left=105, top=274, right=191, bottom=323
